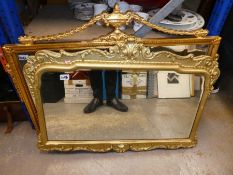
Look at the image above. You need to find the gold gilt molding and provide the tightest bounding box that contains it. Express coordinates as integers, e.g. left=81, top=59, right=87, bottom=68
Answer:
left=23, top=43, right=219, bottom=99
left=19, top=4, right=208, bottom=44
left=5, top=64, right=24, bottom=101
left=38, top=141, right=197, bottom=152
left=37, top=134, right=197, bottom=152
left=3, top=47, right=24, bottom=101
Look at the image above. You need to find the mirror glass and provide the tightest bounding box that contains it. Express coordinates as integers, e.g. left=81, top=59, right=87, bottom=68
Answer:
left=40, top=70, right=203, bottom=140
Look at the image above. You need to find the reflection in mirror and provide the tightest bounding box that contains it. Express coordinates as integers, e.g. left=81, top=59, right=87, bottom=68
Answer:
left=40, top=70, right=203, bottom=141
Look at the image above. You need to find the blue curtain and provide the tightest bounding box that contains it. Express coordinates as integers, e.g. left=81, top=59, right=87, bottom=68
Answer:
left=0, top=25, right=9, bottom=45
left=0, top=0, right=24, bottom=45
left=0, top=0, right=34, bottom=128
left=207, top=0, right=233, bottom=36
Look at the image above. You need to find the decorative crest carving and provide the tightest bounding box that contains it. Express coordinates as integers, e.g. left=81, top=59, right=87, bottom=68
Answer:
left=19, top=4, right=208, bottom=44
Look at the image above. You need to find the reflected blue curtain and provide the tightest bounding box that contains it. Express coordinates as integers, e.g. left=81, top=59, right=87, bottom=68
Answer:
left=207, top=0, right=233, bottom=35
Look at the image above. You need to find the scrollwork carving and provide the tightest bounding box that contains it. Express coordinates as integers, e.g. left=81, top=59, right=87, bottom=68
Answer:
left=23, top=43, right=219, bottom=100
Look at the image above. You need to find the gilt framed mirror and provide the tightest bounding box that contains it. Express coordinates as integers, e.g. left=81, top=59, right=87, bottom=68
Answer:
left=3, top=5, right=220, bottom=152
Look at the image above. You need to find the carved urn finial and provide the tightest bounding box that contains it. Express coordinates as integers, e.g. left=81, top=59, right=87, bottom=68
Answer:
left=113, top=3, right=120, bottom=13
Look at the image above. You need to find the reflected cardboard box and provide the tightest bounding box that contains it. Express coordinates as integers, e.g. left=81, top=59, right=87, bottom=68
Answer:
left=63, top=71, right=93, bottom=103
left=64, top=89, right=93, bottom=103
left=65, top=87, right=93, bottom=98
left=64, top=79, right=90, bottom=87
left=122, top=71, right=147, bottom=99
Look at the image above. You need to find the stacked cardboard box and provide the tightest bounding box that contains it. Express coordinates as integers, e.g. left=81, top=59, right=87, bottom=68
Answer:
left=63, top=71, right=93, bottom=103
left=121, top=71, right=147, bottom=99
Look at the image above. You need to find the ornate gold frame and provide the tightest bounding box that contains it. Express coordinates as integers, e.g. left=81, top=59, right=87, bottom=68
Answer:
left=3, top=5, right=220, bottom=152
